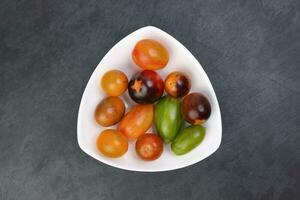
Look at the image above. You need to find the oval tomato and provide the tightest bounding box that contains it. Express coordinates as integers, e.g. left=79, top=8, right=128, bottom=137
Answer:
left=171, top=125, right=205, bottom=155
left=96, top=129, right=128, bottom=158
left=94, top=96, right=125, bottom=127
left=135, top=133, right=163, bottom=161
left=132, top=39, right=169, bottom=70
left=154, top=96, right=182, bottom=143
left=118, top=104, right=154, bottom=140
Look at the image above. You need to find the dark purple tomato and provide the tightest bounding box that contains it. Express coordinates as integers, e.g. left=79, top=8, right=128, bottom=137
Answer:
left=128, top=70, right=164, bottom=104
left=165, top=71, right=191, bottom=97
left=182, top=93, right=211, bottom=125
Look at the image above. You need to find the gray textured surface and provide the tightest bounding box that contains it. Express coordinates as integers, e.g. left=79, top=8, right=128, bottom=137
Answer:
left=0, top=0, right=300, bottom=199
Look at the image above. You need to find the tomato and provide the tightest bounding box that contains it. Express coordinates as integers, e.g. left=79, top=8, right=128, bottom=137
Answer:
left=118, top=104, right=154, bottom=140
left=96, top=129, right=128, bottom=158
left=135, top=134, right=163, bottom=161
left=128, top=70, right=164, bottom=104
left=101, top=70, right=128, bottom=96
left=132, top=39, right=169, bottom=70
left=171, top=125, right=205, bottom=155
left=165, top=71, right=191, bottom=98
left=95, top=96, right=125, bottom=127
left=155, top=96, right=182, bottom=143
left=182, top=93, right=211, bottom=125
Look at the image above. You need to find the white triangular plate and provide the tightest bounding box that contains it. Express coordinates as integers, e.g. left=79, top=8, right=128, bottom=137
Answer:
left=77, top=26, right=222, bottom=172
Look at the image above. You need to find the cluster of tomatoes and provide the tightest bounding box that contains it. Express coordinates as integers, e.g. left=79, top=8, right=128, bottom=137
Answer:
left=94, top=39, right=211, bottom=161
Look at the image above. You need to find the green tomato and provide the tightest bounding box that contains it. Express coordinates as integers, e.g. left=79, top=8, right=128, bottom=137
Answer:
left=154, top=96, right=182, bottom=143
left=171, top=125, right=205, bottom=155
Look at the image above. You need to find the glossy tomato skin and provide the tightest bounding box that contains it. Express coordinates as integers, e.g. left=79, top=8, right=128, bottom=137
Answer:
left=154, top=96, right=182, bottom=143
left=182, top=93, right=211, bottom=125
left=96, top=129, right=128, bottom=158
left=171, top=125, right=205, bottom=155
left=165, top=71, right=191, bottom=97
left=118, top=104, right=154, bottom=140
left=128, top=70, right=164, bottom=104
left=135, top=134, right=163, bottom=161
left=94, top=96, right=125, bottom=127
left=101, top=70, right=128, bottom=96
left=132, top=39, right=169, bottom=70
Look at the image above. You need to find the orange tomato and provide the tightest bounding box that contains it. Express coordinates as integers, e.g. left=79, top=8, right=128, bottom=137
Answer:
left=101, top=70, right=128, bottom=96
left=94, top=96, right=125, bottom=127
left=96, top=129, right=128, bottom=158
left=132, top=39, right=169, bottom=70
left=118, top=104, right=154, bottom=140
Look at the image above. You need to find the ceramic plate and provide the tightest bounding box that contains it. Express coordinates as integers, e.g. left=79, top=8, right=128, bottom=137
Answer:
left=77, top=26, right=222, bottom=172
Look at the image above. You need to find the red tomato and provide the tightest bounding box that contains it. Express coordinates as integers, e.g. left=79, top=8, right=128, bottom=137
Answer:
left=118, top=104, right=154, bottom=140
left=132, top=39, right=169, bottom=70
left=135, top=134, right=163, bottom=161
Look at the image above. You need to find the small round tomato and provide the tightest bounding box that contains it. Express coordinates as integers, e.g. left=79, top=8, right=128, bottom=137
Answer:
left=96, top=129, right=128, bottom=158
left=128, top=70, right=164, bottom=104
left=118, top=104, right=154, bottom=140
left=165, top=71, right=191, bottom=97
left=182, top=93, right=211, bottom=125
left=95, top=96, right=125, bottom=127
left=101, top=70, right=128, bottom=96
left=135, top=134, right=163, bottom=161
left=132, top=39, right=169, bottom=70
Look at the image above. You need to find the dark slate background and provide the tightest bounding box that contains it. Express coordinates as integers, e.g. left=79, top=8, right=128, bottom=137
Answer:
left=0, top=0, right=299, bottom=199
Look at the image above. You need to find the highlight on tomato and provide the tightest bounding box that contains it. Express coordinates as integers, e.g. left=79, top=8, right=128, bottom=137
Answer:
left=118, top=104, right=154, bottom=140
left=96, top=129, right=128, bottom=158
left=135, top=133, right=163, bottom=161
left=132, top=39, right=169, bottom=70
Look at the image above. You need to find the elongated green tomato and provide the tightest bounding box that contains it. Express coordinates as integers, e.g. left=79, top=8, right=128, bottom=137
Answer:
left=171, top=125, right=205, bottom=155
left=154, top=96, right=182, bottom=143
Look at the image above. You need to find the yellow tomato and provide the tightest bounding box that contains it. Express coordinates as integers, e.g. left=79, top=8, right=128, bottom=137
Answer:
left=101, top=70, right=128, bottom=96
